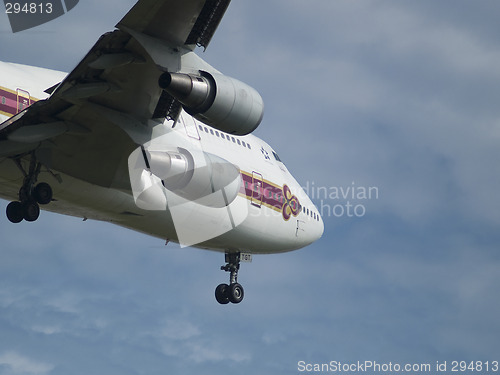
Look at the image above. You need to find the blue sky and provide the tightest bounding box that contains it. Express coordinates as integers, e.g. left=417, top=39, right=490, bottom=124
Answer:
left=1, top=1, right=500, bottom=374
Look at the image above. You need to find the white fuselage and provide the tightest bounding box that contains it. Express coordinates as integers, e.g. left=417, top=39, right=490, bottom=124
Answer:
left=0, top=61, right=324, bottom=254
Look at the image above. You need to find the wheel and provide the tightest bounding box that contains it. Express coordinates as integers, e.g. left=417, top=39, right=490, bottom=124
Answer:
left=228, top=283, right=244, bottom=304
left=34, top=182, right=52, bottom=205
left=23, top=201, right=40, bottom=222
left=215, top=283, right=230, bottom=305
left=6, top=201, right=24, bottom=223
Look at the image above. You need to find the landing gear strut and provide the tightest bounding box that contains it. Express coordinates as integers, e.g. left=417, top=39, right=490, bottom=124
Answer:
left=215, top=252, right=244, bottom=304
left=6, top=152, right=53, bottom=223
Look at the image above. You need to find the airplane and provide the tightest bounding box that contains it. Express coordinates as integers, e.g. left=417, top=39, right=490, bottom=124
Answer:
left=0, top=0, right=324, bottom=304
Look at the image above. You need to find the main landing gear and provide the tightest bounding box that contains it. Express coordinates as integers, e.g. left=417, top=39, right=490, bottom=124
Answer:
left=6, top=153, right=53, bottom=223
left=215, top=252, right=245, bottom=305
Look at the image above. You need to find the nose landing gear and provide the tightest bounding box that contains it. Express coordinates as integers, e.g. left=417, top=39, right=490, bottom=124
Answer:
left=215, top=252, right=245, bottom=305
left=5, top=153, right=53, bottom=223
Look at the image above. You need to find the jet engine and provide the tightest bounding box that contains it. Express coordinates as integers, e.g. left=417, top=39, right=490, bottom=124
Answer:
left=158, top=71, right=264, bottom=135
left=144, top=148, right=241, bottom=208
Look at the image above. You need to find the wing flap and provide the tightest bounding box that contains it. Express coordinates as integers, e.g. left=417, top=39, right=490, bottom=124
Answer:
left=185, top=0, right=231, bottom=49
left=118, top=0, right=205, bottom=47
left=117, top=0, right=231, bottom=49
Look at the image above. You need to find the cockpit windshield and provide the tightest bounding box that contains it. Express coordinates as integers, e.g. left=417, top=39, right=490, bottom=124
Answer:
left=272, top=151, right=282, bottom=163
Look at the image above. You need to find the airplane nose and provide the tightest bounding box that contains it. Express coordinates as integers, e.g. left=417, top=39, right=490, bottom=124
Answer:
left=295, top=188, right=324, bottom=248
left=315, top=213, right=325, bottom=242
left=298, top=211, right=324, bottom=248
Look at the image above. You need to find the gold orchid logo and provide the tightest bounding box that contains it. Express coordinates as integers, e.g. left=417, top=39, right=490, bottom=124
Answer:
left=282, top=184, right=300, bottom=221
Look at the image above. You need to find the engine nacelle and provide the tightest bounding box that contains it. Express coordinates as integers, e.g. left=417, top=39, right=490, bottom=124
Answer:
left=145, top=148, right=241, bottom=208
left=159, top=71, right=264, bottom=135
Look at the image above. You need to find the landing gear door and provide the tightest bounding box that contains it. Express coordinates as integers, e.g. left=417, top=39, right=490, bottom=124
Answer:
left=251, top=172, right=263, bottom=208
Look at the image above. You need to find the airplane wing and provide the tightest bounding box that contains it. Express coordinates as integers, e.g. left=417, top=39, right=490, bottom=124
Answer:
left=0, top=0, right=231, bottom=190
left=118, top=0, right=231, bottom=49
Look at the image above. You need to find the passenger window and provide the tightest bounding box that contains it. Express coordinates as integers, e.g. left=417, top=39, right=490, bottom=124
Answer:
left=221, top=133, right=225, bottom=139
left=247, top=143, right=251, bottom=150
left=1, top=97, right=5, bottom=105
left=237, top=139, right=241, bottom=145
left=210, top=129, right=214, bottom=135
left=231, top=137, right=236, bottom=143
left=215, top=131, right=220, bottom=137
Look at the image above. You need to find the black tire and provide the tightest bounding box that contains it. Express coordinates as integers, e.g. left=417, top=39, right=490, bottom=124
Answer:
left=6, top=201, right=24, bottom=223
left=228, top=283, right=244, bottom=304
left=34, top=182, right=52, bottom=205
left=23, top=201, right=40, bottom=222
left=215, top=283, right=230, bottom=305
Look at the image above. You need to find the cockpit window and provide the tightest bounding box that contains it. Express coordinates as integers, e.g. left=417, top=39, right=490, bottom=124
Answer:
left=272, top=151, right=282, bottom=162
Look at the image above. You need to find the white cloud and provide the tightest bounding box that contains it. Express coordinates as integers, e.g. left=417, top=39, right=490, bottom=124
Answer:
left=156, top=318, right=251, bottom=365
left=262, top=332, right=287, bottom=346
left=160, top=319, right=201, bottom=341
left=44, top=293, right=81, bottom=315
left=186, top=342, right=251, bottom=364
left=30, top=326, right=62, bottom=336
left=0, top=352, right=53, bottom=375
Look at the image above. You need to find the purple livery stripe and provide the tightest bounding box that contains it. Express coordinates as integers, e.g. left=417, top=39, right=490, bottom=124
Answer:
left=239, top=171, right=301, bottom=221
left=0, top=86, right=37, bottom=118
